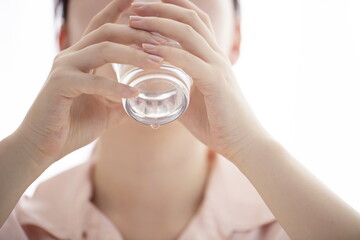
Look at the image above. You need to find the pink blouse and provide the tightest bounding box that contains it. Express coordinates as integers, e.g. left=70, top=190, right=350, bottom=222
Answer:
left=0, top=154, right=290, bottom=240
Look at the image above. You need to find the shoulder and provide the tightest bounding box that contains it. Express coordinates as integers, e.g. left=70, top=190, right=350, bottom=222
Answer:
left=0, top=160, right=94, bottom=240
left=204, top=154, right=290, bottom=239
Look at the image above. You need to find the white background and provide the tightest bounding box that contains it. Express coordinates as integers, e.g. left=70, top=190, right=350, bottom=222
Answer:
left=1, top=0, right=359, bottom=212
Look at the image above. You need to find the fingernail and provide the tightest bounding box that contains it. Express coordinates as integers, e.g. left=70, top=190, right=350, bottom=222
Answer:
left=147, top=54, right=163, bottom=63
left=165, top=40, right=182, bottom=48
left=142, top=43, right=157, bottom=53
left=151, top=32, right=168, bottom=44
left=129, top=15, right=142, bottom=21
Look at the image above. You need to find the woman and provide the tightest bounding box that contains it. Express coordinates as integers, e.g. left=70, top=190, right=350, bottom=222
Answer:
left=0, top=0, right=360, bottom=239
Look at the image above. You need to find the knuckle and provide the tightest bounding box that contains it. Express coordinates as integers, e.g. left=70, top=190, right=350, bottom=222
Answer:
left=99, top=23, right=114, bottom=40
left=53, top=48, right=75, bottom=67
left=94, top=42, right=110, bottom=66
left=88, top=74, right=102, bottom=90
left=197, top=8, right=210, bottom=21
left=110, top=79, right=119, bottom=91
left=183, top=24, right=195, bottom=36
left=203, top=14, right=211, bottom=25
left=186, top=10, right=198, bottom=20
left=53, top=51, right=66, bottom=65
left=88, top=73, right=98, bottom=84
left=46, top=68, right=70, bottom=91
left=97, top=41, right=112, bottom=55
left=48, top=68, right=63, bottom=82
left=88, top=16, right=100, bottom=28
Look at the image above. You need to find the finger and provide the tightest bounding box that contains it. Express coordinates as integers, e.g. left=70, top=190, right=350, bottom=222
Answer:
left=161, top=0, right=215, bottom=35
left=55, top=72, right=140, bottom=103
left=131, top=2, right=219, bottom=51
left=129, top=16, right=215, bottom=62
left=82, top=0, right=133, bottom=36
left=61, top=41, right=164, bottom=72
left=69, top=24, right=163, bottom=52
left=141, top=43, right=216, bottom=95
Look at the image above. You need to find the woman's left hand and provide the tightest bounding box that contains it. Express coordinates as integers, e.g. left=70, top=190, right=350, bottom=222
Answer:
left=129, top=0, right=269, bottom=161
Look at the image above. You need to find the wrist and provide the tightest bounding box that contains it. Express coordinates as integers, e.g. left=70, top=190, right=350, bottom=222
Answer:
left=0, top=132, right=50, bottom=225
left=228, top=134, right=284, bottom=172
left=10, top=129, right=53, bottom=172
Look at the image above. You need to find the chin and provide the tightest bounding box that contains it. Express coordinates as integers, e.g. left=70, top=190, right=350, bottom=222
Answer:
left=113, top=117, right=185, bottom=135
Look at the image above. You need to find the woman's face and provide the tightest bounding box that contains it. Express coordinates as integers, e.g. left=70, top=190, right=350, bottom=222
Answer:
left=62, top=0, right=240, bottom=88
left=61, top=0, right=240, bottom=130
left=65, top=0, right=239, bottom=58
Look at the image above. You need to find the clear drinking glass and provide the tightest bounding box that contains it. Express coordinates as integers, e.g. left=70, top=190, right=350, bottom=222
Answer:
left=111, top=0, right=193, bottom=129
left=112, top=63, right=192, bottom=129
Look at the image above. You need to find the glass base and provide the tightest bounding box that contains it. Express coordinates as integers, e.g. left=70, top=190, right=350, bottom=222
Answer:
left=121, top=65, right=191, bottom=126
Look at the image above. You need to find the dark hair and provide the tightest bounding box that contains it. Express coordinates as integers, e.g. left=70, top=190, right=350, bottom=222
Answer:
left=55, top=0, right=69, bottom=23
left=55, top=0, right=240, bottom=23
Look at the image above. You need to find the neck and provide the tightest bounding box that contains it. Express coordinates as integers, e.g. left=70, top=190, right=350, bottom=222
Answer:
left=91, top=120, right=210, bottom=240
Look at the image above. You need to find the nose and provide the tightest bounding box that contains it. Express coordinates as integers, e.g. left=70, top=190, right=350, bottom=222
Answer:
left=117, top=0, right=162, bottom=24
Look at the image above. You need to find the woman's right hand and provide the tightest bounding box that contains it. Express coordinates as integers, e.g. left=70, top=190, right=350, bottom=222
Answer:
left=14, top=0, right=163, bottom=167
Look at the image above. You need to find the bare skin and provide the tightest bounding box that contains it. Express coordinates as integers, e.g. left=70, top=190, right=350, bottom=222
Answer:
left=1, top=0, right=360, bottom=240
left=65, top=0, right=243, bottom=238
